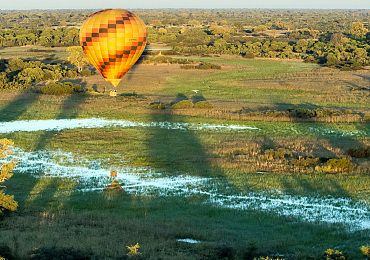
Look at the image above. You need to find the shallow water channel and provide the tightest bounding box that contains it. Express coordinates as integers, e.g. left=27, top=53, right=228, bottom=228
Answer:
left=1, top=118, right=370, bottom=232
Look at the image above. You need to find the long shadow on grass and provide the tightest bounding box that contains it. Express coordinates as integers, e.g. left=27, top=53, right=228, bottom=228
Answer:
left=146, top=112, right=221, bottom=177
left=0, top=92, right=41, bottom=122
left=27, top=92, right=89, bottom=208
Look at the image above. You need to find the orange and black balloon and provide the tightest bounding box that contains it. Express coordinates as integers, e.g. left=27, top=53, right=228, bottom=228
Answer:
left=80, top=9, right=147, bottom=88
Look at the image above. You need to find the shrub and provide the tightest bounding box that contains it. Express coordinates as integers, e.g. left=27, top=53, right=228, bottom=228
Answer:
left=346, top=146, right=370, bottom=158
left=259, top=148, right=292, bottom=160
left=65, top=70, right=77, bottom=78
left=43, top=70, right=54, bottom=80
left=119, top=96, right=138, bottom=102
left=287, top=108, right=339, bottom=118
left=215, top=246, right=234, bottom=259
left=80, top=69, right=92, bottom=77
left=180, top=62, right=221, bottom=70
left=73, top=84, right=82, bottom=93
left=326, top=158, right=353, bottom=172
left=245, top=52, right=255, bottom=59
left=41, top=82, right=80, bottom=95
left=291, top=157, right=321, bottom=167
left=126, top=243, right=141, bottom=258
left=194, top=101, right=213, bottom=109
left=363, top=114, right=370, bottom=121
left=361, top=246, right=370, bottom=259
left=150, top=103, right=166, bottom=109
left=171, top=100, right=193, bottom=109
left=322, top=248, right=347, bottom=260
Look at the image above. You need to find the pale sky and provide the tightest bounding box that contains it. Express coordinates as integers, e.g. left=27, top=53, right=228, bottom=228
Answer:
left=1, top=0, right=369, bottom=10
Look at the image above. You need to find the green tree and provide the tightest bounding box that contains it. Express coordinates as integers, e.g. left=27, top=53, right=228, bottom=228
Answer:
left=66, top=46, right=90, bottom=73
left=350, top=22, right=368, bottom=39
left=232, top=21, right=244, bottom=33
left=325, top=53, right=339, bottom=67
left=152, top=20, right=162, bottom=28
left=255, top=25, right=267, bottom=33
left=0, top=139, right=18, bottom=213
left=158, top=28, right=168, bottom=35
left=188, top=20, right=200, bottom=27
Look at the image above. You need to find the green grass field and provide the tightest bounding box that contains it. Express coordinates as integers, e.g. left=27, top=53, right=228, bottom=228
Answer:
left=0, top=52, right=369, bottom=259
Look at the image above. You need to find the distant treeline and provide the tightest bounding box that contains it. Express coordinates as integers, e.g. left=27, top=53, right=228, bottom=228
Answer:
left=1, top=10, right=370, bottom=69
left=0, top=27, right=79, bottom=47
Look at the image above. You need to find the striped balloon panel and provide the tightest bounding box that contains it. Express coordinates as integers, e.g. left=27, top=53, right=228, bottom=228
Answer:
left=80, top=9, right=147, bottom=87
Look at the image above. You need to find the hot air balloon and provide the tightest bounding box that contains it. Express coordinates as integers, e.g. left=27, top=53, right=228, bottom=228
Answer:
left=80, top=9, right=147, bottom=94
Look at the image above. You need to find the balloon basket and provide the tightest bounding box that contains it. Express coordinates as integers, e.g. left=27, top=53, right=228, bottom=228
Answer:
left=110, top=91, right=117, bottom=97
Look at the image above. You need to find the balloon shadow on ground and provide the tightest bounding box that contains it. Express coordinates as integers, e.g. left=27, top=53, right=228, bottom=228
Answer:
left=0, top=92, right=41, bottom=122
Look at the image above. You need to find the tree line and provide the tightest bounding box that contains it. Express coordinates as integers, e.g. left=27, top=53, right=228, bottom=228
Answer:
left=0, top=9, right=369, bottom=70
left=0, top=27, right=79, bottom=47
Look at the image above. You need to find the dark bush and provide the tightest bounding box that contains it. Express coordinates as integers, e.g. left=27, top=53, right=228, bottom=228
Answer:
left=80, top=69, right=92, bottom=77
left=216, top=245, right=234, bottom=259
left=27, top=246, right=90, bottom=260
left=346, top=146, right=370, bottom=158
left=291, top=157, right=321, bottom=167
left=287, top=108, right=339, bottom=118
left=0, top=245, right=14, bottom=260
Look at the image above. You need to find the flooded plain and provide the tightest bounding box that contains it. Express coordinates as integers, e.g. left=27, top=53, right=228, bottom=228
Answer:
left=1, top=118, right=369, bottom=232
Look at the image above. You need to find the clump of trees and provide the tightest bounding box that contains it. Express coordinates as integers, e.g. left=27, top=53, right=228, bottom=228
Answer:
left=0, top=58, right=92, bottom=90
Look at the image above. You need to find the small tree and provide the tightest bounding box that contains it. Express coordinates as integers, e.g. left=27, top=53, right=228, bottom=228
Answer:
left=127, top=243, right=141, bottom=257
left=66, top=46, right=90, bottom=73
left=361, top=246, right=370, bottom=259
left=152, top=20, right=162, bottom=28
left=158, top=28, right=168, bottom=35
left=232, top=21, right=244, bottom=33
left=0, top=139, right=17, bottom=213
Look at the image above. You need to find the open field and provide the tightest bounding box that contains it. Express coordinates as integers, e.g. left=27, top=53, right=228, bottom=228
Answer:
left=0, top=52, right=369, bottom=259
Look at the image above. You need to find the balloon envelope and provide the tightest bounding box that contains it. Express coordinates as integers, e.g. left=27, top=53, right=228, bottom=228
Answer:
left=80, top=9, right=147, bottom=87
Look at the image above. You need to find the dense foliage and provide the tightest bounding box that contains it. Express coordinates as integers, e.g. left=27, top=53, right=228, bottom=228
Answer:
left=0, top=58, right=92, bottom=90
